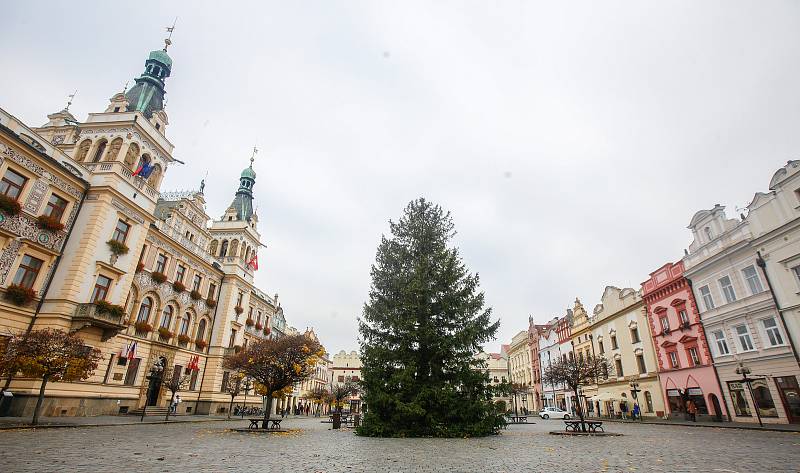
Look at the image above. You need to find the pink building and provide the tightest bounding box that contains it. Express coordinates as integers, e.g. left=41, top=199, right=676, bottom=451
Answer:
left=642, top=260, right=729, bottom=421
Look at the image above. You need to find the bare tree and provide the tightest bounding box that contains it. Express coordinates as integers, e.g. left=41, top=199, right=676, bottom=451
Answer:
left=542, top=355, right=612, bottom=431
left=163, top=368, right=191, bottom=421
left=224, top=371, right=245, bottom=419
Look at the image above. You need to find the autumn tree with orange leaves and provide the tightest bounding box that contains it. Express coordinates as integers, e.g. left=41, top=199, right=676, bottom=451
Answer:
left=223, top=333, right=323, bottom=426
left=0, top=329, right=101, bottom=425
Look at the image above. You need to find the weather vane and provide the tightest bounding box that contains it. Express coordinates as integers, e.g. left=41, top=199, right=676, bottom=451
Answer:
left=122, top=81, right=129, bottom=94
left=251, top=145, right=258, bottom=167
left=164, top=17, right=178, bottom=51
left=65, top=90, right=77, bottom=111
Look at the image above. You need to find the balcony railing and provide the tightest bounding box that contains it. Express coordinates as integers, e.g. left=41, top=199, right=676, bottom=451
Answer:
left=82, top=161, right=159, bottom=200
left=72, top=303, right=128, bottom=341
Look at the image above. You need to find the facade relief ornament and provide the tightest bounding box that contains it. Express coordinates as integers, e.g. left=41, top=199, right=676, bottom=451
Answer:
left=0, top=240, right=23, bottom=284
left=111, top=198, right=145, bottom=225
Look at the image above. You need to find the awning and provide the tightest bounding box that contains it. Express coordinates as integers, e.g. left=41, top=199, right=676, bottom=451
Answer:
left=590, top=392, right=617, bottom=402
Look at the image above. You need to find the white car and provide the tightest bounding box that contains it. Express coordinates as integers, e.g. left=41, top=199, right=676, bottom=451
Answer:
left=539, top=407, right=571, bottom=420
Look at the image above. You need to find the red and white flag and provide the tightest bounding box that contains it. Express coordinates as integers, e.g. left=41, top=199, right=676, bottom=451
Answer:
left=247, top=254, right=259, bottom=271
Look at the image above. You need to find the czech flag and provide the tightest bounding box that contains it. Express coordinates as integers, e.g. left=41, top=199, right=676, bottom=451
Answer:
left=132, top=162, right=155, bottom=178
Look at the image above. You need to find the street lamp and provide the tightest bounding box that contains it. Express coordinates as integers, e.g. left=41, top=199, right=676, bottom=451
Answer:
left=629, top=381, right=641, bottom=421
left=141, top=359, right=165, bottom=422
left=735, top=363, right=763, bottom=427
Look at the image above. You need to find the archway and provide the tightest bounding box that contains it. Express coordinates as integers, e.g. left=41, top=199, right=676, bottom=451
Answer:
left=709, top=393, right=723, bottom=422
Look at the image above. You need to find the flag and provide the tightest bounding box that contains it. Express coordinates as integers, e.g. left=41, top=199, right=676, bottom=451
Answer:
left=132, top=162, right=155, bottom=178
left=247, top=254, right=259, bottom=271
left=189, top=355, right=201, bottom=371
left=127, top=341, right=137, bottom=361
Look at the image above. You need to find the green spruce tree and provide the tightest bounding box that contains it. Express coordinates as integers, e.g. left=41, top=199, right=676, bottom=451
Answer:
left=357, top=198, right=503, bottom=437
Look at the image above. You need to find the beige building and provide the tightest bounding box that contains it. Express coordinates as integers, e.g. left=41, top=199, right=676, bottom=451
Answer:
left=474, top=351, right=510, bottom=408
left=508, top=330, right=533, bottom=412
left=589, top=286, right=665, bottom=418
left=0, top=39, right=309, bottom=418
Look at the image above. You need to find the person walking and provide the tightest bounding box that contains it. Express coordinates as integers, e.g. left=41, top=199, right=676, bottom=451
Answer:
left=620, top=401, right=628, bottom=420
left=632, top=403, right=640, bottom=421
left=686, top=399, right=698, bottom=422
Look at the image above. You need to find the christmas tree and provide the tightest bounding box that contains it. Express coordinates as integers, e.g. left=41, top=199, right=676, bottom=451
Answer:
left=357, top=198, right=503, bottom=437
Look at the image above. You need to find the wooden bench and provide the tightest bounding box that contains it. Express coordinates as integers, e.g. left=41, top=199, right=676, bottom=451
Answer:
left=248, top=418, right=284, bottom=430
left=564, top=420, right=604, bottom=432
left=507, top=415, right=528, bottom=424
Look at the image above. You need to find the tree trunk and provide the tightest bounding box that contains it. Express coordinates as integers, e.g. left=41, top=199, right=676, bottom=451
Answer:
left=165, top=392, right=175, bottom=421
left=31, top=375, right=49, bottom=426
left=228, top=396, right=234, bottom=419
left=263, top=394, right=273, bottom=426
left=573, top=387, right=585, bottom=432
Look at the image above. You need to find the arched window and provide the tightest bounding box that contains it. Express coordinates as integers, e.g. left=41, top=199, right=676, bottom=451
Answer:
left=197, top=319, right=207, bottom=341
left=220, top=240, right=229, bottom=257
left=209, top=240, right=218, bottom=256
left=137, top=297, right=153, bottom=323
left=160, top=305, right=174, bottom=329
left=644, top=391, right=654, bottom=413
left=106, top=138, right=123, bottom=161
left=75, top=139, right=92, bottom=162
left=91, top=139, right=108, bottom=163
left=124, top=142, right=139, bottom=167
left=179, top=313, right=191, bottom=335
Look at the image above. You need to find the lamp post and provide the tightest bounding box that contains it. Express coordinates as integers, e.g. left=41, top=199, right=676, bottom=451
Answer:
left=629, top=381, right=641, bottom=421
left=735, top=363, right=763, bottom=427
left=141, top=359, right=164, bottom=422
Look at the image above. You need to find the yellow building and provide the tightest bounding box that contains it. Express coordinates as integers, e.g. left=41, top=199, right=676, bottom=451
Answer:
left=588, top=286, right=666, bottom=418
left=568, top=298, right=598, bottom=414
left=0, top=38, right=308, bottom=417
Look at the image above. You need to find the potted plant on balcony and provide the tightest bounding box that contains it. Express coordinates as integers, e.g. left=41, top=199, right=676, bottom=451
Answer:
left=190, top=290, right=202, bottom=301
left=94, top=300, right=126, bottom=320
left=245, top=317, right=255, bottom=327
left=172, top=280, right=186, bottom=293
left=134, top=321, right=153, bottom=334
left=234, top=306, right=244, bottom=315
left=0, top=194, right=21, bottom=216
left=195, top=339, right=208, bottom=350
left=151, top=272, right=167, bottom=284
left=106, top=239, right=129, bottom=256
left=36, top=214, right=65, bottom=232
left=263, top=326, right=271, bottom=336
left=255, top=322, right=263, bottom=331
left=205, top=298, right=217, bottom=308
left=177, top=334, right=191, bottom=345
left=4, top=283, right=36, bottom=306
left=158, top=327, right=174, bottom=341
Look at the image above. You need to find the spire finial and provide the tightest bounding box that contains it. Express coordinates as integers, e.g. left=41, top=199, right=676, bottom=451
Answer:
left=251, top=145, right=258, bottom=167
left=65, top=89, right=77, bottom=111
left=122, top=81, right=129, bottom=94
left=164, top=17, right=178, bottom=51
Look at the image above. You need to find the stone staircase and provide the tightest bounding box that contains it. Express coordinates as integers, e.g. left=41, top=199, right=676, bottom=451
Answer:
left=128, top=406, right=174, bottom=417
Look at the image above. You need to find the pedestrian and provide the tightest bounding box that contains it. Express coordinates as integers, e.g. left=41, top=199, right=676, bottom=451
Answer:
left=620, top=402, right=628, bottom=420
left=632, top=403, right=640, bottom=421
left=686, top=399, right=697, bottom=422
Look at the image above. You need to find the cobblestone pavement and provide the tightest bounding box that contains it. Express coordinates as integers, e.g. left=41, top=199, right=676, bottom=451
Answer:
left=1, top=417, right=799, bottom=472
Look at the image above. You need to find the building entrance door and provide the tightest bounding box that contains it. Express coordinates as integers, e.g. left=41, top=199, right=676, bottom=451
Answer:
left=776, top=376, right=800, bottom=424
left=709, top=394, right=723, bottom=422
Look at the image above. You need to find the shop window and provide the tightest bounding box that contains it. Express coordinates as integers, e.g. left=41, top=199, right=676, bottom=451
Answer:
left=13, top=254, right=43, bottom=289
left=727, top=381, right=751, bottom=416
left=751, top=378, right=778, bottom=417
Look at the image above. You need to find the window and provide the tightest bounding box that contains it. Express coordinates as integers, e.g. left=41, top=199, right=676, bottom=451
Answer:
left=719, top=276, right=736, bottom=304
left=175, top=265, right=186, bottom=283
left=636, top=354, right=647, bottom=374
left=762, top=318, right=784, bottom=347
left=727, top=381, right=751, bottom=416
left=614, top=359, right=623, bottom=377
left=735, top=324, right=754, bottom=351
left=644, top=391, right=654, bottom=413
left=660, top=316, right=670, bottom=333
left=12, top=255, right=43, bottom=289
left=197, top=319, right=207, bottom=342
left=700, top=286, right=715, bottom=311
left=668, top=351, right=679, bottom=369
left=679, top=310, right=690, bottom=327
left=611, top=335, right=618, bottom=350
left=44, top=193, right=68, bottom=221
left=0, top=168, right=27, bottom=199
left=704, top=227, right=714, bottom=241
left=687, top=347, right=700, bottom=366
left=190, top=369, right=199, bottom=391
left=751, top=378, right=778, bottom=417
left=208, top=282, right=217, bottom=299
left=91, top=275, right=112, bottom=302
left=741, top=266, right=764, bottom=295
left=228, top=329, right=236, bottom=348
left=630, top=327, right=640, bottom=343
left=192, top=274, right=202, bottom=292
left=124, top=358, right=140, bottom=386
left=712, top=330, right=729, bottom=355
left=112, top=219, right=130, bottom=243
left=160, top=306, right=173, bottom=329
left=793, top=266, right=800, bottom=285
left=179, top=314, right=190, bottom=335
left=137, top=297, right=152, bottom=323
left=155, top=254, right=168, bottom=273
left=598, top=340, right=604, bottom=354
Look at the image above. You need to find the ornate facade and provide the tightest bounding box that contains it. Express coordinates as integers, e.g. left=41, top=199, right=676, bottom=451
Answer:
left=0, top=39, right=307, bottom=417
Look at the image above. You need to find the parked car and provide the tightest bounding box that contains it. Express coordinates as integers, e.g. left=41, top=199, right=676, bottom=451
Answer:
left=539, top=407, right=571, bottom=420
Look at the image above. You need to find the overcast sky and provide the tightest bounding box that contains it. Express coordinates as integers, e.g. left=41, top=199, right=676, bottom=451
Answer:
left=3, top=1, right=799, bottom=354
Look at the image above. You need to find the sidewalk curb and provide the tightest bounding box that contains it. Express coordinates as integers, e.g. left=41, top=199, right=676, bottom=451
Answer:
left=590, top=418, right=800, bottom=434
left=0, top=417, right=247, bottom=431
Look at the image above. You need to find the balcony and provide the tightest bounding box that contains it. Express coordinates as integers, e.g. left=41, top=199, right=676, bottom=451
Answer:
left=81, top=161, right=159, bottom=200
left=72, top=303, right=128, bottom=341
